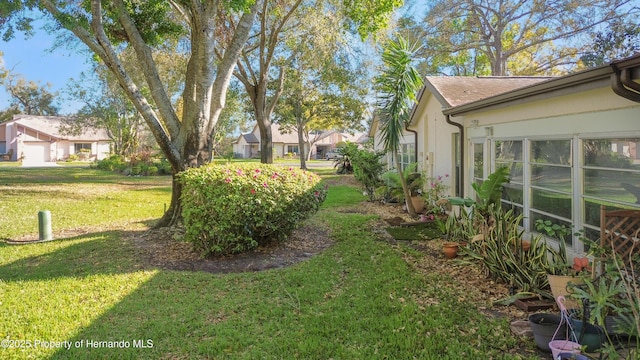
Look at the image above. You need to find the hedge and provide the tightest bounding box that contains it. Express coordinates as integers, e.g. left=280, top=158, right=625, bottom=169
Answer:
left=179, top=163, right=328, bottom=256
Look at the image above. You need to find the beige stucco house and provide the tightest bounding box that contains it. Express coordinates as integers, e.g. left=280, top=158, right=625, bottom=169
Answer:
left=234, top=123, right=366, bottom=159
left=371, top=53, right=640, bottom=254
left=0, top=115, right=111, bottom=164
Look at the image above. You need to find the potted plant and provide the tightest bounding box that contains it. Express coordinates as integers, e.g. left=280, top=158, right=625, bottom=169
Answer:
left=566, top=237, right=639, bottom=355
left=378, top=162, right=425, bottom=213
left=423, top=174, right=450, bottom=219
left=536, top=219, right=589, bottom=308
left=442, top=241, right=462, bottom=259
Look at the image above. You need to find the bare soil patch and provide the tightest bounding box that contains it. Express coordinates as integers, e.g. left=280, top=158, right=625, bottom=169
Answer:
left=132, top=222, right=333, bottom=274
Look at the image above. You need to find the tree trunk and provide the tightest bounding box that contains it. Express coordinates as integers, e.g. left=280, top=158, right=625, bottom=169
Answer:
left=39, top=0, right=258, bottom=228
left=297, top=124, right=307, bottom=170
left=155, top=173, right=183, bottom=227
left=395, top=151, right=417, bottom=217
left=257, top=117, right=273, bottom=163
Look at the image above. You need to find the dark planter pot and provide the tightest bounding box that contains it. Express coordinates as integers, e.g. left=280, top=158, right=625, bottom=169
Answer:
left=529, top=313, right=566, bottom=352
left=570, top=318, right=606, bottom=352
left=557, top=353, right=590, bottom=360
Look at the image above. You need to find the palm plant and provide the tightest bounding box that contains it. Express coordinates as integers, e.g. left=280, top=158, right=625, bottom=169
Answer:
left=375, top=37, right=424, bottom=217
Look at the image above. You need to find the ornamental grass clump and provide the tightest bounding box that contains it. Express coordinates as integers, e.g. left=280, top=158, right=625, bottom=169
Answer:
left=179, top=163, right=327, bottom=256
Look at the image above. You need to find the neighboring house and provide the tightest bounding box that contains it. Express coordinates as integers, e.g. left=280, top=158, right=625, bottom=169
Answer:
left=0, top=115, right=111, bottom=163
left=371, top=53, right=640, bottom=255
left=233, top=123, right=366, bottom=159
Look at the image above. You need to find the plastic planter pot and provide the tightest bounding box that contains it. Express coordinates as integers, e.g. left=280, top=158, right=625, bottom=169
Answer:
left=528, top=313, right=567, bottom=352
left=549, top=340, right=581, bottom=359
left=569, top=318, right=606, bottom=352
left=557, top=353, right=590, bottom=360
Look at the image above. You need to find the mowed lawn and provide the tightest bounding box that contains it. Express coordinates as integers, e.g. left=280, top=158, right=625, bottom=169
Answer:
left=0, top=164, right=537, bottom=359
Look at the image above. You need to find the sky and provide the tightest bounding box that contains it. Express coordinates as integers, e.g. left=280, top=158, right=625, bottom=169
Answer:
left=0, top=19, right=92, bottom=114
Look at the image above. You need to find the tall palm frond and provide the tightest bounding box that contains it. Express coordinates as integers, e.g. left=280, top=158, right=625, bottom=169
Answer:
left=376, top=37, right=423, bottom=153
left=375, top=36, right=423, bottom=217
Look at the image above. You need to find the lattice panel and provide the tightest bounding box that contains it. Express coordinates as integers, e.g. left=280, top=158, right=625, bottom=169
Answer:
left=600, top=205, right=640, bottom=271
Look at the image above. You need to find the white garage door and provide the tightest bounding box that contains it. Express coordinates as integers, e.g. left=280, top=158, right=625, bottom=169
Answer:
left=23, top=142, right=50, bottom=163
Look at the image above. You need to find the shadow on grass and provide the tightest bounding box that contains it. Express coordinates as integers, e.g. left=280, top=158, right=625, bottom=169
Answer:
left=0, top=230, right=149, bottom=282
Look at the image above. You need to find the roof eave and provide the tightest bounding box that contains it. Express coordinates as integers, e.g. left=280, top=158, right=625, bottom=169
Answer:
left=443, top=65, right=613, bottom=116
left=408, top=79, right=452, bottom=126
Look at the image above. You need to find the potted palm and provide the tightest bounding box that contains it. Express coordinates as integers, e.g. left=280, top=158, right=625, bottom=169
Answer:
left=379, top=163, right=425, bottom=212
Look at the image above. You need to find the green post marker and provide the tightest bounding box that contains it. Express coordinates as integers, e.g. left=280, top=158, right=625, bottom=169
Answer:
left=38, top=210, right=53, bottom=241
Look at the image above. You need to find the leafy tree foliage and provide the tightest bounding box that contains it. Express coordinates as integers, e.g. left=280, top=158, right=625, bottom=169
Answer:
left=581, top=19, right=640, bottom=67
left=274, top=6, right=370, bottom=169
left=63, top=67, right=143, bottom=156
left=228, top=0, right=397, bottom=164
left=0, top=72, right=59, bottom=122
left=401, top=0, right=639, bottom=76
left=1, top=0, right=258, bottom=226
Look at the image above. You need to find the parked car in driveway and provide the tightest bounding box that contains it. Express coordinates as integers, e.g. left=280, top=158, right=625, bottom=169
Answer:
left=325, top=150, right=343, bottom=160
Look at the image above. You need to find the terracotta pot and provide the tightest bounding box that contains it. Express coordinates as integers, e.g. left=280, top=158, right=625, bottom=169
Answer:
left=511, top=239, right=530, bottom=252
left=442, top=241, right=460, bottom=259
left=409, top=196, right=425, bottom=212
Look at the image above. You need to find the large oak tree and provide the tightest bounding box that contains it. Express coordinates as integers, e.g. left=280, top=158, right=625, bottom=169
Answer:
left=402, top=0, right=639, bottom=76
left=1, top=0, right=258, bottom=226
left=1, top=0, right=399, bottom=227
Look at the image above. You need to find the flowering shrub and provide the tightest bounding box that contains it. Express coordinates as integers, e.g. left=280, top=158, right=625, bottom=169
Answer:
left=423, top=174, right=450, bottom=215
left=179, top=163, right=327, bottom=256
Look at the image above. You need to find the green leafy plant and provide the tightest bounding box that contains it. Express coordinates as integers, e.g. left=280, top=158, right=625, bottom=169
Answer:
left=423, top=174, right=450, bottom=216
left=568, top=236, right=640, bottom=356
left=448, top=166, right=510, bottom=213
left=96, top=154, right=128, bottom=172
left=333, top=143, right=356, bottom=174
left=350, top=147, right=386, bottom=201
left=571, top=273, right=626, bottom=329
left=377, top=162, right=424, bottom=204
left=534, top=219, right=573, bottom=276
left=179, top=163, right=327, bottom=256
left=375, top=36, right=424, bottom=217
left=460, top=206, right=565, bottom=297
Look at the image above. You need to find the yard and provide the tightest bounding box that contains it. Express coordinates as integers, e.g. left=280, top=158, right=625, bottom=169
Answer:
left=0, top=164, right=542, bottom=359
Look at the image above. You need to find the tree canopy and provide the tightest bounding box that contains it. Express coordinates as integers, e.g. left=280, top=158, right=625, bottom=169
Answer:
left=400, top=0, right=640, bottom=76
left=0, top=0, right=399, bottom=226
left=0, top=71, right=60, bottom=122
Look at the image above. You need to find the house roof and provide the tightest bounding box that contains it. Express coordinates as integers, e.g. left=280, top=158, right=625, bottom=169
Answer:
left=342, top=132, right=367, bottom=143
left=242, top=132, right=259, bottom=143
left=271, top=124, right=299, bottom=144
left=10, top=115, right=110, bottom=141
left=424, top=76, right=554, bottom=108
left=443, top=53, right=640, bottom=116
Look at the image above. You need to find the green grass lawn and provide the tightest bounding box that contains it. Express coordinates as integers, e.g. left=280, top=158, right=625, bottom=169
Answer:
left=0, top=166, right=538, bottom=359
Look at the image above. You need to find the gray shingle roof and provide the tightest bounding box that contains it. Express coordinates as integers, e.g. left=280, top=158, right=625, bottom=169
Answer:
left=425, top=76, right=554, bottom=107
left=12, top=115, right=110, bottom=141
left=242, top=133, right=259, bottom=143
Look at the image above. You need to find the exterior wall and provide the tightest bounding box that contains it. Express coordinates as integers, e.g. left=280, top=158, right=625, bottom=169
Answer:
left=232, top=135, right=260, bottom=159
left=413, top=94, right=458, bottom=195
left=233, top=136, right=248, bottom=157
left=452, top=85, right=640, bottom=255
left=383, top=93, right=459, bottom=198
left=274, top=143, right=286, bottom=158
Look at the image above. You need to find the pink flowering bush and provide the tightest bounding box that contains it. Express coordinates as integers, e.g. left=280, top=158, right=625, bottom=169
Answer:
left=179, top=163, right=327, bottom=256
